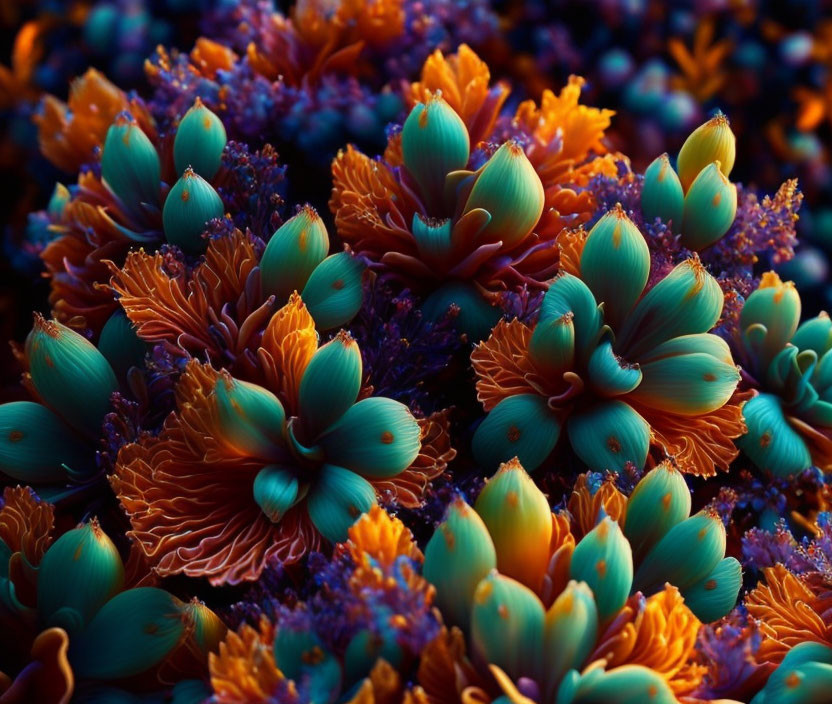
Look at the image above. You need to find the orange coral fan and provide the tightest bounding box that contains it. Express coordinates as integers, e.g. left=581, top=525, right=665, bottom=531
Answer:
left=247, top=0, right=404, bottom=87
left=108, top=230, right=274, bottom=377
left=34, top=69, right=155, bottom=173
left=112, top=297, right=450, bottom=585
left=594, top=585, right=706, bottom=697
left=669, top=19, right=733, bottom=103
left=0, top=486, right=54, bottom=608
left=745, top=564, right=832, bottom=665
left=210, top=618, right=287, bottom=704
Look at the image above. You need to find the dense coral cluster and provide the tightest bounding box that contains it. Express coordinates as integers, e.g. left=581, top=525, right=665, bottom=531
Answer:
left=2, top=1, right=832, bottom=703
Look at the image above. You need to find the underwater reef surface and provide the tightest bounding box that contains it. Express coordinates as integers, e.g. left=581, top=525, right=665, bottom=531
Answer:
left=0, top=1, right=832, bottom=702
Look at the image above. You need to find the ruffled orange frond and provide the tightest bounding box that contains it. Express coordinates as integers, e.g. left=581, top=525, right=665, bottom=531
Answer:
left=0, top=20, right=51, bottom=109
left=190, top=38, right=237, bottom=78
left=668, top=19, right=733, bottom=103
left=111, top=372, right=319, bottom=584
left=348, top=659, right=430, bottom=704
left=257, top=293, right=317, bottom=414
left=345, top=505, right=423, bottom=567
left=0, top=487, right=54, bottom=608
left=406, top=45, right=509, bottom=146
left=567, top=474, right=627, bottom=540
left=329, top=145, right=418, bottom=261
left=593, top=586, right=705, bottom=697
left=555, top=227, right=587, bottom=277
left=0, top=628, right=73, bottom=704
left=210, top=618, right=287, bottom=704
left=471, top=319, right=544, bottom=411
left=631, top=389, right=752, bottom=477
left=293, top=0, right=404, bottom=51
left=514, top=77, right=613, bottom=166
left=109, top=249, right=215, bottom=355
left=417, top=627, right=485, bottom=703
left=369, top=410, right=456, bottom=509
left=542, top=512, right=576, bottom=607
left=34, top=69, right=155, bottom=173
left=745, top=564, right=832, bottom=665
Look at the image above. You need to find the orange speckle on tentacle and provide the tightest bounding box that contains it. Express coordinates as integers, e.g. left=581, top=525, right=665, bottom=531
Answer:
left=705, top=579, right=717, bottom=590
left=8, top=431, right=23, bottom=442
left=703, top=373, right=717, bottom=382
left=332, top=279, right=345, bottom=290
left=785, top=672, right=800, bottom=688
left=497, top=604, right=509, bottom=618
left=596, top=559, right=607, bottom=578
left=506, top=491, right=518, bottom=508
left=381, top=431, right=394, bottom=444
left=662, top=492, right=672, bottom=510
left=507, top=425, right=521, bottom=442
left=607, top=436, right=621, bottom=453
left=760, top=431, right=772, bottom=448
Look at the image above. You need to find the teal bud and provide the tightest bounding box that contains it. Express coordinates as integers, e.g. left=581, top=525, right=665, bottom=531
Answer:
left=472, top=394, right=561, bottom=473
left=629, top=351, right=739, bottom=415
left=162, top=167, right=224, bottom=253
left=462, top=141, right=544, bottom=248
left=792, top=312, right=832, bottom=357
left=306, top=464, right=376, bottom=543
left=411, top=213, right=453, bottom=265
left=474, top=459, right=553, bottom=593
left=740, top=273, right=802, bottom=370
left=253, top=465, right=300, bottom=523
left=750, top=642, right=832, bottom=704
left=261, top=207, right=330, bottom=303
left=529, top=313, right=575, bottom=381
left=683, top=556, right=742, bottom=622
left=641, top=154, right=684, bottom=232
left=587, top=340, right=642, bottom=397
left=182, top=599, right=226, bottom=656
left=677, top=112, right=736, bottom=192
left=542, top=581, right=598, bottom=701
left=101, top=113, right=161, bottom=213
left=471, top=572, right=544, bottom=682
left=540, top=273, right=603, bottom=361
left=274, top=627, right=341, bottom=704
left=299, top=331, right=362, bottom=439
left=623, top=462, right=691, bottom=563
left=301, top=252, right=364, bottom=330
left=580, top=206, right=650, bottom=330
left=47, top=182, right=70, bottom=218
left=640, top=332, right=734, bottom=365
left=401, top=97, right=470, bottom=213
left=681, top=162, right=738, bottom=250
left=38, top=521, right=125, bottom=633
left=319, top=397, right=420, bottom=478
left=423, top=499, right=497, bottom=631
left=557, top=664, right=676, bottom=704
left=344, top=623, right=402, bottom=684
left=174, top=97, right=227, bottom=180
left=633, top=511, right=725, bottom=595
left=567, top=400, right=651, bottom=472
left=25, top=316, right=118, bottom=438
left=70, top=587, right=186, bottom=679
left=97, top=309, right=147, bottom=379
left=420, top=280, right=501, bottom=342
left=737, top=392, right=812, bottom=476
left=616, top=258, right=723, bottom=360
left=214, top=373, right=286, bottom=461
left=569, top=516, right=633, bottom=623
left=0, top=401, right=91, bottom=482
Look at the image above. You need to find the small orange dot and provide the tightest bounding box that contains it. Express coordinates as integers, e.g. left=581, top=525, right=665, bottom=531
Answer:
left=181, top=189, right=190, bottom=202
left=507, top=425, right=521, bottom=442
left=8, top=430, right=23, bottom=443
left=381, top=431, right=394, bottom=444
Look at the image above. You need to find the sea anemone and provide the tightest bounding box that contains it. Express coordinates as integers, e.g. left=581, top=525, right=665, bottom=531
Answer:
left=471, top=204, right=744, bottom=476
left=111, top=295, right=453, bottom=585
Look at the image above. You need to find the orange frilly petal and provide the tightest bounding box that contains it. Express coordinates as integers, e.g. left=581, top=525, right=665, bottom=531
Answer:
left=34, top=68, right=154, bottom=173
left=0, top=486, right=54, bottom=608
left=257, top=293, right=318, bottom=414
left=210, top=617, right=288, bottom=704
left=406, top=44, right=509, bottom=146
left=744, top=564, right=832, bottom=665
left=567, top=473, right=627, bottom=540
left=632, top=388, right=752, bottom=477
left=417, top=627, right=486, bottom=703
left=369, top=410, right=456, bottom=509
left=345, top=504, right=423, bottom=568
left=592, top=585, right=706, bottom=698
left=471, top=319, right=546, bottom=411
left=347, top=659, right=431, bottom=704
left=190, top=38, right=237, bottom=78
